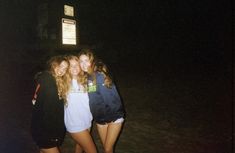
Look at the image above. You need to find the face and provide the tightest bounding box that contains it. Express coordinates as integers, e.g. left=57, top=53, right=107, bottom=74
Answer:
left=69, top=59, right=81, bottom=78
left=79, top=54, right=91, bottom=72
left=54, top=61, right=68, bottom=77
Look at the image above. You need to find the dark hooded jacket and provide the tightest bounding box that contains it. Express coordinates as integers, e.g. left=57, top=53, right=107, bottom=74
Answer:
left=31, top=71, right=66, bottom=145
left=87, top=72, right=125, bottom=124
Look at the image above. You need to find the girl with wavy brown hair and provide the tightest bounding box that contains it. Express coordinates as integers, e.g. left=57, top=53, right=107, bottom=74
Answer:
left=78, top=49, right=125, bottom=153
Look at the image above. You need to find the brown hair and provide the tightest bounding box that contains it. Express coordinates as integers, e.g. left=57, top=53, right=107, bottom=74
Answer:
left=78, top=48, right=112, bottom=88
left=94, top=59, right=112, bottom=88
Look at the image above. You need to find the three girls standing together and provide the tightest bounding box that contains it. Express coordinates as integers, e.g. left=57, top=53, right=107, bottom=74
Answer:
left=31, top=49, right=125, bottom=153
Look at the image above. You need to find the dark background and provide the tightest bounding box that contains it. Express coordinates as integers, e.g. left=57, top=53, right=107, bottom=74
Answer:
left=0, top=0, right=233, bottom=152
left=0, top=1, right=232, bottom=68
left=0, top=0, right=232, bottom=98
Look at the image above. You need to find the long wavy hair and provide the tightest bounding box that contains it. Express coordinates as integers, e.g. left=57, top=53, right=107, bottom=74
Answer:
left=63, top=55, right=87, bottom=103
left=78, top=48, right=112, bottom=88
left=47, top=55, right=69, bottom=104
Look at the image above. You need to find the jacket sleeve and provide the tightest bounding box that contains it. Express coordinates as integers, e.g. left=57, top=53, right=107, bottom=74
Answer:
left=34, top=73, right=62, bottom=126
left=33, top=72, right=57, bottom=108
left=96, top=73, right=124, bottom=114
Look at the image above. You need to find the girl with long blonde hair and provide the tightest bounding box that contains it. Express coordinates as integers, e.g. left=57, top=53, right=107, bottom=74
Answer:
left=64, top=55, right=97, bottom=153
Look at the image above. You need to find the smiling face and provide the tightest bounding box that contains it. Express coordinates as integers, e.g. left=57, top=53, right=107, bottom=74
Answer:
left=69, top=58, right=81, bottom=78
left=54, top=61, right=68, bottom=77
left=79, top=54, right=91, bottom=72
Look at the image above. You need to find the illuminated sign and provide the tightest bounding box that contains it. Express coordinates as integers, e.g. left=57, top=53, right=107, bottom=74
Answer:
left=62, top=18, right=76, bottom=45
left=64, top=5, right=74, bottom=17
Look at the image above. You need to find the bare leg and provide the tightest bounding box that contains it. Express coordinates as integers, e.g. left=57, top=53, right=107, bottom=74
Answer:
left=75, top=143, right=83, bottom=153
left=70, top=129, right=97, bottom=153
left=40, top=147, right=60, bottom=153
left=96, top=124, right=108, bottom=146
left=73, top=128, right=92, bottom=153
left=97, top=123, right=123, bottom=153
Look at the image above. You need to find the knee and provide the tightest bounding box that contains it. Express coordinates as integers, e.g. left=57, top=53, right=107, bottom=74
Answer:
left=104, top=146, right=113, bottom=153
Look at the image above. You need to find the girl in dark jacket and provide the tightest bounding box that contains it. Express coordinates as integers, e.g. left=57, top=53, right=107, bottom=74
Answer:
left=78, top=49, right=125, bottom=153
left=31, top=55, right=69, bottom=153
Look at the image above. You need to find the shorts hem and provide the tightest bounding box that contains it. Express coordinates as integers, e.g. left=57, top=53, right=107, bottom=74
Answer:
left=67, top=126, right=91, bottom=133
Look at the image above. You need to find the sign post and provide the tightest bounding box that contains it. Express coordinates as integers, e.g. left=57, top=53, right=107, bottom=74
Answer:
left=36, top=1, right=79, bottom=50
left=62, top=18, right=76, bottom=45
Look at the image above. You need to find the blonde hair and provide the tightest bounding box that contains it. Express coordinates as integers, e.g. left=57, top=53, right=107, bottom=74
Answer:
left=47, top=55, right=69, bottom=104
left=63, top=55, right=87, bottom=105
left=78, top=48, right=112, bottom=88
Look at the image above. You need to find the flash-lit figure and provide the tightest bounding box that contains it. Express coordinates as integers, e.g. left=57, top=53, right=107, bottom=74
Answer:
left=78, top=49, right=125, bottom=153
left=64, top=55, right=97, bottom=153
left=31, top=55, right=69, bottom=153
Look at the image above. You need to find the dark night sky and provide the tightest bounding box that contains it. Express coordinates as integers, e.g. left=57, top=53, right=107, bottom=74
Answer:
left=0, top=1, right=232, bottom=152
left=0, top=0, right=232, bottom=73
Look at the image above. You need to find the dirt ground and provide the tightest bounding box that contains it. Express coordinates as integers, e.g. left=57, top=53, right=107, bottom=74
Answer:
left=0, top=60, right=232, bottom=153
